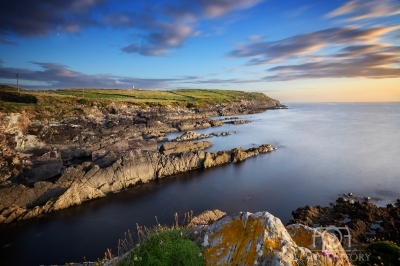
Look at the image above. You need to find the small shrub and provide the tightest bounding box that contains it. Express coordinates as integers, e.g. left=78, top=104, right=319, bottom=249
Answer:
left=118, top=226, right=204, bottom=266
left=355, top=241, right=400, bottom=266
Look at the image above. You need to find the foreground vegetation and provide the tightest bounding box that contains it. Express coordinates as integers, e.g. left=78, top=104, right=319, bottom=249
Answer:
left=0, top=85, right=273, bottom=120
left=355, top=241, right=400, bottom=266
left=116, top=226, right=204, bottom=266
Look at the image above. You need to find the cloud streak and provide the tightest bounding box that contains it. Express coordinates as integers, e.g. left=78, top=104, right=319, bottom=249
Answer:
left=264, top=44, right=400, bottom=81
left=326, top=0, right=400, bottom=21
left=0, top=61, right=186, bottom=89
left=228, top=25, right=400, bottom=65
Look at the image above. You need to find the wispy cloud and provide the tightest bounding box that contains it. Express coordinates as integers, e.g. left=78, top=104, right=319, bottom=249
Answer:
left=264, top=44, right=400, bottom=81
left=228, top=25, right=400, bottom=65
left=1, top=0, right=263, bottom=54
left=0, top=61, right=187, bottom=89
left=116, top=0, right=263, bottom=56
left=326, top=0, right=400, bottom=21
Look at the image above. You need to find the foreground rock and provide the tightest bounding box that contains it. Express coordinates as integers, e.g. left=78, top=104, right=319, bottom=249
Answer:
left=194, top=211, right=351, bottom=265
left=288, top=197, right=400, bottom=247
left=0, top=144, right=277, bottom=224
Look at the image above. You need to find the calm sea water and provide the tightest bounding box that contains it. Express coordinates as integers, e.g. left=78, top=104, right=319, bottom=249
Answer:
left=1, top=103, right=399, bottom=265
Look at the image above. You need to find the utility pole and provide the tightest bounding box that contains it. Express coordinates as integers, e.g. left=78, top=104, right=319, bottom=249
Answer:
left=15, top=74, right=19, bottom=93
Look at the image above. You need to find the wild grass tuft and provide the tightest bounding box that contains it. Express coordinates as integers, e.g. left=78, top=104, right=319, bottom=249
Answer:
left=116, top=212, right=203, bottom=266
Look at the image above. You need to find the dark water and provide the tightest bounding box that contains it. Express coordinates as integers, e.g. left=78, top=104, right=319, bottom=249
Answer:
left=1, top=103, right=399, bottom=266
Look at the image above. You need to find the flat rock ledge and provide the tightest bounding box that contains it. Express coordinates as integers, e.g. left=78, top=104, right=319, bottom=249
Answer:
left=193, top=211, right=352, bottom=266
left=0, top=144, right=277, bottom=224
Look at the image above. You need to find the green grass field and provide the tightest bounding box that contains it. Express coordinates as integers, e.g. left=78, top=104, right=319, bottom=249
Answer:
left=0, top=85, right=274, bottom=119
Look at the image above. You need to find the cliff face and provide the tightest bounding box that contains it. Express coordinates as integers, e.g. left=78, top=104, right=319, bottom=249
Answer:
left=194, top=211, right=352, bottom=266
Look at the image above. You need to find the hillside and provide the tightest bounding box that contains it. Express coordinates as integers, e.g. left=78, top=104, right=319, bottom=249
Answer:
left=0, top=85, right=278, bottom=120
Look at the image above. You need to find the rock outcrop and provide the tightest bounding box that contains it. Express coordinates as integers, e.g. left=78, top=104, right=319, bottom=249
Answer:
left=0, top=97, right=285, bottom=223
left=188, top=209, right=227, bottom=227
left=0, top=96, right=284, bottom=184
left=194, top=211, right=351, bottom=265
left=203, top=144, right=275, bottom=168
left=288, top=198, right=400, bottom=247
left=0, top=144, right=277, bottom=224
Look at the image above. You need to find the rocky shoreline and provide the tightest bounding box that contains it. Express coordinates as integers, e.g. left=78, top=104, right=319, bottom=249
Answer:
left=0, top=99, right=284, bottom=224
left=288, top=196, right=400, bottom=248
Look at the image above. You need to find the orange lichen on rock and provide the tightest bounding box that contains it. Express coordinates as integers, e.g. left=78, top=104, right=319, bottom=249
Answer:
left=203, top=215, right=266, bottom=265
left=199, top=211, right=353, bottom=266
left=286, top=224, right=315, bottom=249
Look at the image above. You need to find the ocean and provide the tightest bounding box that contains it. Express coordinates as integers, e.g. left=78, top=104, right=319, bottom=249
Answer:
left=1, top=103, right=399, bottom=265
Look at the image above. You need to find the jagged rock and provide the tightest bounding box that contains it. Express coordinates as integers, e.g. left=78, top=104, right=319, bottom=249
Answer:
left=52, top=183, right=105, bottom=211
left=203, top=151, right=231, bottom=168
left=0, top=182, right=58, bottom=210
left=289, top=201, right=400, bottom=246
left=157, top=151, right=205, bottom=178
left=196, top=211, right=350, bottom=266
left=231, top=147, right=247, bottom=162
left=159, top=141, right=212, bottom=155
left=188, top=209, right=226, bottom=227
left=0, top=144, right=278, bottom=223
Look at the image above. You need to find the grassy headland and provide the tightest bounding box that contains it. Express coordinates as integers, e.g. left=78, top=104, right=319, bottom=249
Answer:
left=0, top=85, right=274, bottom=120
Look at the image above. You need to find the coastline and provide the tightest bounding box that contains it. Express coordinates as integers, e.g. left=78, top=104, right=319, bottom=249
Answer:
left=1, top=101, right=399, bottom=265
left=0, top=88, right=285, bottom=224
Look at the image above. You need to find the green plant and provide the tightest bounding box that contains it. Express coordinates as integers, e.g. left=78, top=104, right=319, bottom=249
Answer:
left=117, top=213, right=204, bottom=266
left=355, top=241, right=400, bottom=266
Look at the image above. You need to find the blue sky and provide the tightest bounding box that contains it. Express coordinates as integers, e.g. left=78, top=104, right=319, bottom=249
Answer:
left=0, top=0, right=399, bottom=102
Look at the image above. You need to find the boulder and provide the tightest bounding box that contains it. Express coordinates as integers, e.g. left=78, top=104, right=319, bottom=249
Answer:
left=196, top=211, right=351, bottom=266
left=188, top=209, right=226, bottom=227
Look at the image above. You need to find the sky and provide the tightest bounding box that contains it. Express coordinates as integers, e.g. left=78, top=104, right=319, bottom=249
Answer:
left=0, top=0, right=399, bottom=102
